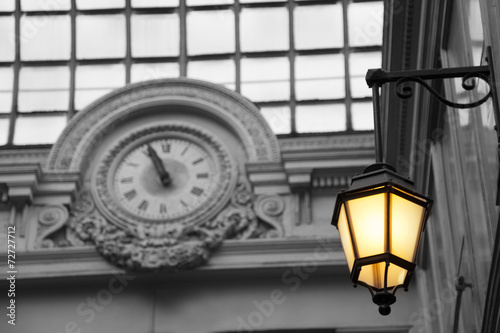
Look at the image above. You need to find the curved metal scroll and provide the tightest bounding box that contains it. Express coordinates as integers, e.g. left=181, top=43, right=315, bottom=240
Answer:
left=395, top=72, right=492, bottom=109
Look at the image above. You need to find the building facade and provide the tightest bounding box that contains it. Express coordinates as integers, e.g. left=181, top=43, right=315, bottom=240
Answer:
left=0, top=0, right=500, bottom=332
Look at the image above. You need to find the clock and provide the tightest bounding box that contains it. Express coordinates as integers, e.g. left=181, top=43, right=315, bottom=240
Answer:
left=92, top=123, right=237, bottom=232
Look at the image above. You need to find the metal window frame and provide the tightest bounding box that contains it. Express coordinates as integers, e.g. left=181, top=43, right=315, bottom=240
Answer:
left=0, top=0, right=382, bottom=146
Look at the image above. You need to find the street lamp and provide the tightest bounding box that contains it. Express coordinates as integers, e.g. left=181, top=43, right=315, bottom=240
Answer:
left=331, top=47, right=498, bottom=315
left=331, top=163, right=432, bottom=315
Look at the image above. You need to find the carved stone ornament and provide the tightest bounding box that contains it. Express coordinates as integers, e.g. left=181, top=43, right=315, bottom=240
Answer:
left=67, top=183, right=285, bottom=271
left=36, top=205, right=70, bottom=249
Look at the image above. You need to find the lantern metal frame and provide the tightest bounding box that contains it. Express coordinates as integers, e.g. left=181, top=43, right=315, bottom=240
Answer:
left=332, top=162, right=433, bottom=315
left=332, top=46, right=499, bottom=316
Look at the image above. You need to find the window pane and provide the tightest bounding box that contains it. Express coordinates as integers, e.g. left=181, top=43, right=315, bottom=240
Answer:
left=21, top=0, right=71, bottom=11
left=0, top=119, right=8, bottom=145
left=188, top=59, right=235, bottom=89
left=132, top=0, right=179, bottom=7
left=187, top=0, right=233, bottom=5
left=348, top=1, right=383, bottom=47
left=187, top=10, right=235, bottom=55
left=260, top=106, right=291, bottom=134
left=351, top=102, right=374, bottom=130
left=21, top=15, right=71, bottom=60
left=350, top=51, right=381, bottom=98
left=75, top=64, right=125, bottom=110
left=77, top=15, right=126, bottom=59
left=0, top=67, right=13, bottom=113
left=76, top=0, right=124, bottom=9
left=132, top=14, right=179, bottom=57
left=131, top=63, right=179, bottom=83
left=295, top=54, right=345, bottom=100
left=19, top=67, right=70, bottom=112
left=14, top=115, right=66, bottom=145
left=241, top=57, right=289, bottom=102
left=294, top=4, right=343, bottom=50
left=468, top=0, right=484, bottom=65
left=241, top=7, right=289, bottom=52
left=296, top=104, right=346, bottom=133
left=0, top=1, right=14, bottom=11
left=0, top=17, right=15, bottom=61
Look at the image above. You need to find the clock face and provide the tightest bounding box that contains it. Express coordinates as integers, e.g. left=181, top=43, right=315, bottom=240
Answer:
left=93, top=124, right=236, bottom=230
left=113, top=138, right=218, bottom=220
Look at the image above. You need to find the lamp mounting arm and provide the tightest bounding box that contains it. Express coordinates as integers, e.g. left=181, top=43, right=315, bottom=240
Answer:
left=366, top=65, right=491, bottom=87
left=366, top=46, right=500, bottom=166
left=366, top=66, right=492, bottom=109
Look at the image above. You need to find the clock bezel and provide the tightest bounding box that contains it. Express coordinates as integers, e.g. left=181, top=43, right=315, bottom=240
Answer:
left=92, top=123, right=237, bottom=232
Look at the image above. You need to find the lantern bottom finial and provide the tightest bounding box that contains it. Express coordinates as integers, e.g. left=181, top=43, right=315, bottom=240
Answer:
left=373, top=292, right=396, bottom=316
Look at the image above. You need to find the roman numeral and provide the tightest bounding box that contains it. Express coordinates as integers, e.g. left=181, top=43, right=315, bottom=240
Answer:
left=138, top=200, right=148, bottom=210
left=196, top=173, right=209, bottom=179
left=126, top=162, right=139, bottom=167
left=180, top=200, right=188, bottom=207
left=120, top=177, right=133, bottom=183
left=192, top=158, right=204, bottom=165
left=138, top=200, right=149, bottom=211
left=191, top=187, right=204, bottom=196
left=162, top=142, right=170, bottom=153
left=160, top=204, right=167, bottom=214
left=124, top=189, right=137, bottom=200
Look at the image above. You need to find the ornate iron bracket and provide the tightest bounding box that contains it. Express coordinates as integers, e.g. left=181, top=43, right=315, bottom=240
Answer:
left=365, top=46, right=500, bottom=167
left=366, top=66, right=492, bottom=109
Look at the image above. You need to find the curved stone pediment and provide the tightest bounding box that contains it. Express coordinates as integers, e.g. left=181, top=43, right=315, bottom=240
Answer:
left=47, top=78, right=281, bottom=172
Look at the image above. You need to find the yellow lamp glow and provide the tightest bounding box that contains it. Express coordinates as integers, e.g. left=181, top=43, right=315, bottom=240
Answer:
left=331, top=163, right=433, bottom=315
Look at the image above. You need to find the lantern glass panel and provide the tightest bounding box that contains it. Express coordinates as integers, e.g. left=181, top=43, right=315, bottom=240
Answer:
left=337, top=204, right=355, bottom=272
left=390, top=193, right=425, bottom=263
left=358, top=262, right=407, bottom=289
left=347, top=193, right=386, bottom=258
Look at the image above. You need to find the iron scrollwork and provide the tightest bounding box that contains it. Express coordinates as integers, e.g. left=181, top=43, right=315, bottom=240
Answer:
left=365, top=55, right=499, bottom=164
left=394, top=72, right=492, bottom=109
left=366, top=65, right=494, bottom=109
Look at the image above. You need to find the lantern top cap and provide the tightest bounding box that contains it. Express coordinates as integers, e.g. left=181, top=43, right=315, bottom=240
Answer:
left=349, top=162, right=414, bottom=191
left=331, top=163, right=433, bottom=227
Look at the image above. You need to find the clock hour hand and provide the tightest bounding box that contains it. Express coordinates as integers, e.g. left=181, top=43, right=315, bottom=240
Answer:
left=146, top=144, right=171, bottom=186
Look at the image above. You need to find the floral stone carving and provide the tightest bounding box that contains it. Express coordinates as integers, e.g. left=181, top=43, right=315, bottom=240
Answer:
left=67, top=183, right=285, bottom=272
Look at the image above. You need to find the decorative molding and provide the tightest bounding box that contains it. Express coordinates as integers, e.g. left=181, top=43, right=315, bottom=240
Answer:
left=312, top=175, right=351, bottom=189
left=254, top=194, right=285, bottom=236
left=0, top=164, right=80, bottom=206
left=35, top=205, right=69, bottom=249
left=66, top=181, right=285, bottom=271
left=0, top=148, right=50, bottom=167
left=246, top=162, right=290, bottom=194
left=2, top=237, right=345, bottom=279
left=279, top=134, right=374, bottom=152
left=47, top=79, right=281, bottom=172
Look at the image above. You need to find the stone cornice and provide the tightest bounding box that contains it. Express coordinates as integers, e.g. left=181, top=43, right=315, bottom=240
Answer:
left=278, top=133, right=374, bottom=152
left=0, top=132, right=375, bottom=196
left=0, top=163, right=80, bottom=205
left=7, top=238, right=345, bottom=279
left=278, top=134, right=375, bottom=190
left=0, top=148, right=50, bottom=167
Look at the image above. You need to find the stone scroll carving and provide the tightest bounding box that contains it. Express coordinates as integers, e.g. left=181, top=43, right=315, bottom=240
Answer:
left=67, top=183, right=285, bottom=271
left=35, top=205, right=70, bottom=249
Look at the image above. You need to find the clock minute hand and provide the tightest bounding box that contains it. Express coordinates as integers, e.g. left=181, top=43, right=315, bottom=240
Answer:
left=146, top=144, right=171, bottom=186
